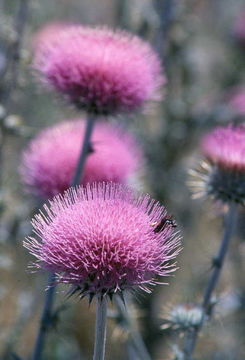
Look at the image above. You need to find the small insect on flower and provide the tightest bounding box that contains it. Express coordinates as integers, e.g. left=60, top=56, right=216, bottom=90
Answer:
left=24, top=183, right=181, bottom=301
left=151, top=215, right=177, bottom=233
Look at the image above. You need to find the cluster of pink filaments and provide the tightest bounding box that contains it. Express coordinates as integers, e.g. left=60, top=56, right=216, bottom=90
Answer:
left=201, top=125, right=245, bottom=173
left=25, top=183, right=181, bottom=298
left=33, top=25, right=164, bottom=114
left=20, top=119, right=142, bottom=198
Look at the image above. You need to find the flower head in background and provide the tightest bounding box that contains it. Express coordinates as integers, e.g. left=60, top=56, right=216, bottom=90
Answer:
left=233, top=9, right=245, bottom=45
left=201, top=125, right=245, bottom=172
left=24, top=183, right=181, bottom=300
left=161, top=304, right=203, bottom=332
left=228, top=87, right=245, bottom=116
left=33, top=25, right=164, bottom=115
left=189, top=125, right=245, bottom=204
left=20, top=119, right=142, bottom=199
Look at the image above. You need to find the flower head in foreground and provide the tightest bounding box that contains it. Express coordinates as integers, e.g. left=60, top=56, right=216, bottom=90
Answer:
left=189, top=125, right=245, bottom=204
left=20, top=119, right=142, bottom=199
left=33, top=25, right=164, bottom=115
left=24, top=183, right=181, bottom=300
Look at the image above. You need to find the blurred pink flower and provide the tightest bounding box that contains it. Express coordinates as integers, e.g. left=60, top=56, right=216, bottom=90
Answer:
left=20, top=119, right=142, bottom=198
left=33, top=25, right=165, bottom=115
left=201, top=125, right=245, bottom=172
left=24, top=183, right=181, bottom=298
left=234, top=9, right=245, bottom=44
left=190, top=125, right=245, bottom=204
left=32, top=22, right=70, bottom=52
left=228, top=87, right=245, bottom=115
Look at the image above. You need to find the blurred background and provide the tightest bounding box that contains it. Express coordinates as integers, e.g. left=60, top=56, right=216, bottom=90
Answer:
left=0, top=0, right=244, bottom=359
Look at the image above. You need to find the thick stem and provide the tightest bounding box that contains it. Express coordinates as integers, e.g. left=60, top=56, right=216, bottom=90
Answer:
left=93, top=297, right=107, bottom=360
left=32, top=115, right=96, bottom=360
left=127, top=342, right=140, bottom=360
left=183, top=202, right=238, bottom=360
left=116, top=0, right=128, bottom=28
left=115, top=295, right=152, bottom=360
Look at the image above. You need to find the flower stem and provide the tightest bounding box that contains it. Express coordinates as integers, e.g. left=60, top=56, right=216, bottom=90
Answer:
left=153, top=0, right=174, bottom=57
left=71, top=115, right=96, bottom=187
left=32, top=115, right=96, bottom=360
left=183, top=202, right=238, bottom=360
left=115, top=295, right=152, bottom=360
left=93, top=297, right=107, bottom=360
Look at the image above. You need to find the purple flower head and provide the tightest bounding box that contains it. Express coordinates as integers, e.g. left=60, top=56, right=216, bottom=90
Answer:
left=24, top=183, right=181, bottom=299
left=161, top=303, right=203, bottom=332
left=190, top=125, right=245, bottom=204
left=201, top=125, right=245, bottom=172
left=20, top=119, right=142, bottom=199
left=33, top=25, right=165, bottom=115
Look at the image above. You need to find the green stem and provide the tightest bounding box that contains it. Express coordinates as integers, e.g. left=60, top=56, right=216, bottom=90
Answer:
left=93, top=297, right=107, bottom=360
left=115, top=295, right=152, bottom=360
left=32, top=115, right=96, bottom=360
left=183, top=202, right=238, bottom=360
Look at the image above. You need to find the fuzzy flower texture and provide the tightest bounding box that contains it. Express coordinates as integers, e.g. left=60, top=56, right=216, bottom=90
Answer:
left=201, top=125, right=245, bottom=173
left=33, top=24, right=164, bottom=115
left=20, top=119, right=141, bottom=198
left=24, top=183, right=181, bottom=299
left=200, top=125, right=245, bottom=204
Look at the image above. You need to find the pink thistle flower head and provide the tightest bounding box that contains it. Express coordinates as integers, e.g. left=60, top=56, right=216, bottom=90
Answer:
left=33, top=25, right=165, bottom=115
left=201, top=125, right=245, bottom=172
left=190, top=125, right=245, bottom=204
left=20, top=119, right=142, bottom=199
left=24, top=183, right=181, bottom=299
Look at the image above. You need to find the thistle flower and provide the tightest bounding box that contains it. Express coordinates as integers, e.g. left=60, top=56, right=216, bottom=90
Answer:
left=201, top=125, right=245, bottom=172
left=24, top=183, right=181, bottom=300
left=20, top=119, right=142, bottom=199
left=33, top=25, right=164, bottom=115
left=189, top=125, right=245, bottom=204
left=161, top=304, right=203, bottom=332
